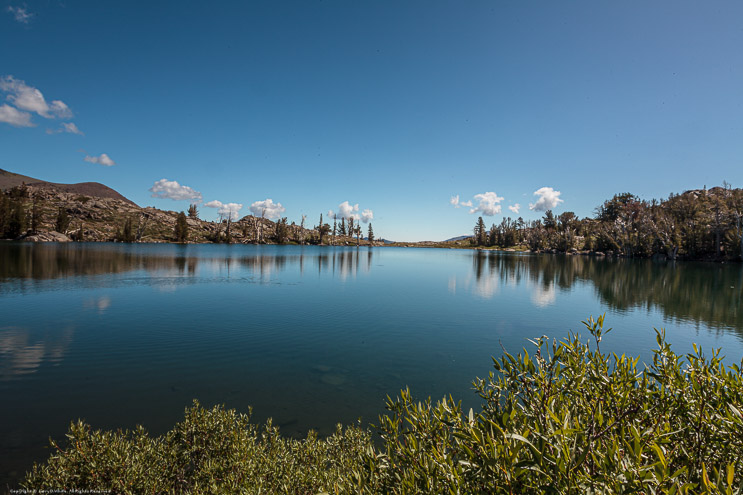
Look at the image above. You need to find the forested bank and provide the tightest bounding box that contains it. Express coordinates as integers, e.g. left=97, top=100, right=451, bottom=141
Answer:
left=470, top=185, right=743, bottom=261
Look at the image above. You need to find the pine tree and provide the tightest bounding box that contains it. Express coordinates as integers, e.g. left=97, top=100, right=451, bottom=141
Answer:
left=317, top=214, right=330, bottom=244
left=275, top=217, right=289, bottom=244
left=175, top=211, right=188, bottom=242
left=117, top=217, right=135, bottom=242
left=225, top=216, right=232, bottom=244
left=367, top=223, right=374, bottom=243
left=30, top=199, right=40, bottom=233
left=340, top=218, right=346, bottom=236
left=0, top=194, right=9, bottom=237
left=7, top=200, right=26, bottom=238
left=474, top=217, right=486, bottom=246
left=55, top=207, right=70, bottom=233
left=188, top=204, right=199, bottom=219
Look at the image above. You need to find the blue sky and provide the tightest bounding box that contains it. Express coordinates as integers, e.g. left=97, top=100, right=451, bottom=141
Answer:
left=1, top=1, right=742, bottom=241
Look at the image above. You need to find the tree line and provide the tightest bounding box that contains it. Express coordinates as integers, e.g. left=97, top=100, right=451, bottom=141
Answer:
left=471, top=184, right=743, bottom=260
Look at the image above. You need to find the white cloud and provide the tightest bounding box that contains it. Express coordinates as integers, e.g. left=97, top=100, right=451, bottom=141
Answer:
left=0, top=76, right=72, bottom=119
left=84, top=153, right=115, bottom=166
left=47, top=122, right=84, bottom=135
left=149, top=179, right=202, bottom=202
left=469, top=192, right=504, bottom=216
left=248, top=198, right=285, bottom=219
left=206, top=200, right=244, bottom=221
left=0, top=103, right=34, bottom=127
left=338, top=201, right=359, bottom=220
left=529, top=187, right=563, bottom=212
left=7, top=6, right=32, bottom=24
left=328, top=201, right=374, bottom=223
left=49, top=100, right=72, bottom=118
left=508, top=203, right=521, bottom=214
left=450, top=195, right=472, bottom=208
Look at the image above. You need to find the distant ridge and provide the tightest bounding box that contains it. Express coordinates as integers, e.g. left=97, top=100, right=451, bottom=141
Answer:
left=0, top=168, right=137, bottom=206
left=443, top=235, right=472, bottom=243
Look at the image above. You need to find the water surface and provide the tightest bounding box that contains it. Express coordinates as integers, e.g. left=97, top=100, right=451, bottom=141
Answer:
left=1, top=243, right=742, bottom=484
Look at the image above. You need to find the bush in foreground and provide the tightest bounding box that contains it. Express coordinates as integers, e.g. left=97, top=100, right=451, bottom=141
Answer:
left=24, top=316, right=743, bottom=494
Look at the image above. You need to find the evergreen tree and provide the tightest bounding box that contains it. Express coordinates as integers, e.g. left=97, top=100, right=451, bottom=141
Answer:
left=55, top=207, right=70, bottom=233
left=348, top=217, right=355, bottom=239
left=474, top=217, right=486, bottom=246
left=7, top=200, right=26, bottom=238
left=340, top=218, right=346, bottom=236
left=489, top=224, right=497, bottom=246
left=174, top=211, right=188, bottom=242
left=30, top=199, right=41, bottom=233
left=225, top=217, right=232, bottom=244
left=117, top=217, right=135, bottom=242
left=188, top=204, right=199, bottom=219
left=0, top=194, right=10, bottom=237
left=275, top=217, right=289, bottom=244
left=317, top=213, right=330, bottom=244
left=367, top=223, right=374, bottom=243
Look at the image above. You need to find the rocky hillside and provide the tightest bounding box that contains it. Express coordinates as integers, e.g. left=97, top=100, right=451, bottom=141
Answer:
left=0, top=168, right=135, bottom=205
left=0, top=169, right=377, bottom=245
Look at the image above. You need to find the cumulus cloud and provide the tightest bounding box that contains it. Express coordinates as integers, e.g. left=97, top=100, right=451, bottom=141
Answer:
left=206, top=200, right=244, bottom=221
left=0, top=76, right=72, bottom=119
left=508, top=203, right=521, bottom=214
left=0, top=103, right=34, bottom=127
left=469, top=192, right=504, bottom=216
left=248, top=198, right=285, bottom=219
left=83, top=153, right=115, bottom=166
left=149, top=179, right=202, bottom=202
left=328, top=201, right=374, bottom=223
left=449, top=195, right=472, bottom=208
left=338, top=201, right=359, bottom=220
left=7, top=6, right=33, bottom=23
left=47, top=122, right=84, bottom=135
left=529, top=187, right=563, bottom=212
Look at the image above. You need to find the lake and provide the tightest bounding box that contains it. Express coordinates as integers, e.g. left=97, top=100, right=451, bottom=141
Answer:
left=1, top=242, right=742, bottom=485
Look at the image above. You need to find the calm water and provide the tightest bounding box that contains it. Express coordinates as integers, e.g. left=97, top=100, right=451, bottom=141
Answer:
left=1, top=242, right=742, bottom=484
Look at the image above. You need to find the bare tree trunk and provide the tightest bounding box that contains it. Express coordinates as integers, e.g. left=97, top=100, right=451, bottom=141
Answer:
left=136, top=214, right=149, bottom=241
left=259, top=209, right=266, bottom=243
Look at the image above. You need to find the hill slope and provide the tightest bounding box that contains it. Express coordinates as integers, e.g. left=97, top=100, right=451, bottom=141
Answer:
left=0, top=168, right=137, bottom=206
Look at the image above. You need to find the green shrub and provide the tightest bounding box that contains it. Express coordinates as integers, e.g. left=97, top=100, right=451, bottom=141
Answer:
left=23, top=404, right=372, bottom=494
left=24, top=316, right=743, bottom=494
left=368, top=316, right=743, bottom=494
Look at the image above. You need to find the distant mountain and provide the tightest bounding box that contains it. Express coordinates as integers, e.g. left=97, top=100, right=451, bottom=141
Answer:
left=0, top=168, right=137, bottom=206
left=442, top=235, right=472, bottom=242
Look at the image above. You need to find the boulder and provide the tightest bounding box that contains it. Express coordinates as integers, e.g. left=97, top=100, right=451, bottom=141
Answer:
left=20, top=231, right=72, bottom=242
